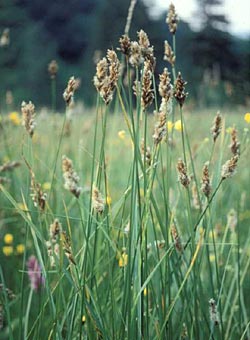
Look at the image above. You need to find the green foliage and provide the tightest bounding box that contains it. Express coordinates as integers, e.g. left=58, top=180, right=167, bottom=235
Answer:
left=0, top=0, right=249, bottom=109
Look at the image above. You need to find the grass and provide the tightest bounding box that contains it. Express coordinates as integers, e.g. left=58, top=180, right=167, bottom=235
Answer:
left=0, top=107, right=249, bottom=339
left=0, top=5, right=250, bottom=339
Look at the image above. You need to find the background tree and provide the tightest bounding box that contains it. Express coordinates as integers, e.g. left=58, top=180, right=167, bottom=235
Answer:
left=191, top=0, right=246, bottom=106
left=196, top=0, right=229, bottom=29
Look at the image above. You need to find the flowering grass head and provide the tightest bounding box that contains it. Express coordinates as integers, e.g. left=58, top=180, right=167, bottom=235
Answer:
left=21, top=101, right=36, bottom=138
left=94, top=49, right=120, bottom=105
left=62, top=155, right=82, bottom=198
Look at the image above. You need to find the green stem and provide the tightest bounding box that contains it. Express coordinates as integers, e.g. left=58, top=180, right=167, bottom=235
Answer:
left=51, top=78, right=56, bottom=113
left=24, top=289, right=33, bottom=339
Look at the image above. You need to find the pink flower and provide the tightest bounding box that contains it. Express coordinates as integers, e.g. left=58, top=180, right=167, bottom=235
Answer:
left=27, top=255, right=45, bottom=291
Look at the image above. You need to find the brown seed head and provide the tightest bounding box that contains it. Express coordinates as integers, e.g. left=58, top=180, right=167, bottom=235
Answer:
left=62, top=155, right=81, bottom=198
left=153, top=111, right=167, bottom=145
left=129, top=41, right=143, bottom=67
left=137, top=30, right=155, bottom=69
left=177, top=159, right=190, bottom=188
left=166, top=3, right=178, bottom=34
left=171, top=225, right=183, bottom=252
left=48, top=60, right=58, bottom=79
left=0, top=161, right=21, bottom=173
left=191, top=183, right=200, bottom=210
left=94, top=57, right=108, bottom=93
left=47, top=219, right=62, bottom=267
left=6, top=90, right=13, bottom=105
left=164, top=41, right=176, bottom=66
left=159, top=68, right=172, bottom=103
left=141, top=139, right=152, bottom=166
left=132, top=79, right=141, bottom=97
left=211, top=112, right=222, bottom=142
left=201, top=162, right=212, bottom=198
left=174, top=72, right=188, bottom=107
left=138, top=29, right=150, bottom=49
left=209, top=299, right=219, bottom=326
left=50, top=219, right=62, bottom=242
left=0, top=177, right=10, bottom=184
left=107, top=49, right=120, bottom=91
left=61, top=231, right=76, bottom=265
left=118, top=35, right=131, bottom=56
left=0, top=284, right=15, bottom=300
left=0, top=28, right=10, bottom=47
left=221, top=155, right=239, bottom=180
left=63, top=76, right=78, bottom=107
left=227, top=208, right=237, bottom=232
left=30, top=174, right=47, bottom=211
left=94, top=50, right=120, bottom=105
left=230, top=127, right=240, bottom=156
left=141, top=60, right=154, bottom=110
left=21, top=101, right=36, bottom=138
left=92, top=186, right=105, bottom=213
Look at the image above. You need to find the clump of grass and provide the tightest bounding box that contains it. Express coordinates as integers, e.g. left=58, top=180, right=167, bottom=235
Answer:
left=0, top=2, right=249, bottom=340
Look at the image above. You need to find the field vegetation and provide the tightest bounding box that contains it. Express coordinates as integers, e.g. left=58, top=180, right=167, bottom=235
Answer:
left=0, top=2, right=250, bottom=339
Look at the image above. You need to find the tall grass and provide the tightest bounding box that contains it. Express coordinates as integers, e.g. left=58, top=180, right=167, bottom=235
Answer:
left=0, top=3, right=250, bottom=340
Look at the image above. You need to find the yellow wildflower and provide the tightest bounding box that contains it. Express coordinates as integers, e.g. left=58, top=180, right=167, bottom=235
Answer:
left=118, top=130, right=126, bottom=139
left=139, top=188, right=144, bottom=198
left=106, top=195, right=112, bottom=206
left=209, top=231, right=214, bottom=239
left=226, top=127, right=233, bottom=134
left=82, top=315, right=86, bottom=324
left=3, top=246, right=13, bottom=256
left=17, top=202, right=28, bottom=211
left=8, top=112, right=21, bottom=126
left=32, top=134, right=40, bottom=144
left=3, top=156, right=10, bottom=163
left=209, top=254, right=215, bottom=262
left=42, top=182, right=51, bottom=190
left=167, top=121, right=174, bottom=131
left=118, top=252, right=128, bottom=267
left=199, top=227, right=204, bottom=235
left=244, top=113, right=250, bottom=124
left=143, top=288, right=147, bottom=296
left=16, top=244, right=25, bottom=255
left=239, top=210, right=250, bottom=221
left=4, top=233, right=13, bottom=244
left=174, top=119, right=182, bottom=131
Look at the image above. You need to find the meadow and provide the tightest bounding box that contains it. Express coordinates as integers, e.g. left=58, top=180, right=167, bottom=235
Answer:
left=1, top=4, right=250, bottom=340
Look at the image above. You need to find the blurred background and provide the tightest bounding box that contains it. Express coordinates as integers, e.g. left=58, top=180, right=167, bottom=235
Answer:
left=0, top=0, right=249, bottom=111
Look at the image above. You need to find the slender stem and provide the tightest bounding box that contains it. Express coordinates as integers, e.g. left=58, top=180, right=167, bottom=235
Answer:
left=51, top=78, right=56, bottom=113
left=184, top=178, right=224, bottom=250
left=24, top=289, right=33, bottom=339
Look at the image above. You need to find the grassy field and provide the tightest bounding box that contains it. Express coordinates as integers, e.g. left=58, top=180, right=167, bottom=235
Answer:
left=0, top=105, right=250, bottom=339
left=1, top=4, right=250, bottom=339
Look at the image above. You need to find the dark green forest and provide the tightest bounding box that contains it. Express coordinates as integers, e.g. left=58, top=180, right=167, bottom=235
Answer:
left=0, top=0, right=249, bottom=110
